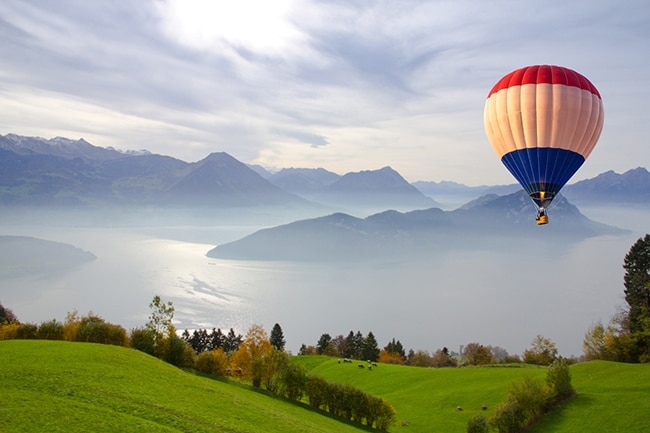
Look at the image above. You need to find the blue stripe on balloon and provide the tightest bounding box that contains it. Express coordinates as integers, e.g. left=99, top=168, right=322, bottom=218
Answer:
left=501, top=148, right=585, bottom=197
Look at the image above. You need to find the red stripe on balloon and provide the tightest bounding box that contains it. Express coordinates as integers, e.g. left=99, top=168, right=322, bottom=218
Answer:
left=487, top=65, right=601, bottom=98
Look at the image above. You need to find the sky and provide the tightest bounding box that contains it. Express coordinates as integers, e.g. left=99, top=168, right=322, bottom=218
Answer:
left=1, top=0, right=648, bottom=185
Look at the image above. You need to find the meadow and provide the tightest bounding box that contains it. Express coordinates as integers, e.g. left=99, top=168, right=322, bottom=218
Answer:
left=1, top=340, right=649, bottom=432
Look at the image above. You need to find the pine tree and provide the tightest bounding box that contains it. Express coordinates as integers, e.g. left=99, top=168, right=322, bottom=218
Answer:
left=362, top=331, right=380, bottom=362
left=623, top=234, right=650, bottom=360
left=623, top=234, right=650, bottom=334
left=269, top=323, right=286, bottom=351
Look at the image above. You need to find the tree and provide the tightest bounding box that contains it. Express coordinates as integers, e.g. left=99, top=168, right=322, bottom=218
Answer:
left=0, top=302, right=18, bottom=324
left=523, top=335, right=558, bottom=365
left=330, top=334, right=348, bottom=357
left=316, top=333, right=332, bottom=355
left=230, top=324, right=273, bottom=387
left=224, top=328, right=243, bottom=353
left=408, top=349, right=432, bottom=367
left=463, top=342, right=495, bottom=366
left=383, top=338, right=405, bottom=357
left=210, top=328, right=226, bottom=350
left=146, top=295, right=175, bottom=349
left=344, top=330, right=365, bottom=359
left=623, top=234, right=650, bottom=361
left=280, top=362, right=307, bottom=400
left=362, top=331, right=380, bottom=362
left=269, top=323, right=286, bottom=351
left=196, top=347, right=229, bottom=376
left=623, top=234, right=650, bottom=334
left=262, top=348, right=289, bottom=393
left=431, top=347, right=457, bottom=367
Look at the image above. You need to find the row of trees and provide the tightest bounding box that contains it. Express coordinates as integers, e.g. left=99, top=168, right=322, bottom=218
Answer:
left=583, top=234, right=650, bottom=363
left=300, top=331, right=561, bottom=368
left=305, top=376, right=396, bottom=430
left=300, top=330, right=382, bottom=361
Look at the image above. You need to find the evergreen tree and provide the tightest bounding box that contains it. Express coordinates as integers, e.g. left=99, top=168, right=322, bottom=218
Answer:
left=384, top=338, right=405, bottom=357
left=362, top=331, right=380, bottom=361
left=623, top=234, right=650, bottom=334
left=316, top=333, right=332, bottom=355
left=270, top=323, right=286, bottom=351
left=343, top=331, right=356, bottom=358
left=210, top=328, right=226, bottom=350
left=623, top=234, right=650, bottom=361
left=224, top=328, right=243, bottom=353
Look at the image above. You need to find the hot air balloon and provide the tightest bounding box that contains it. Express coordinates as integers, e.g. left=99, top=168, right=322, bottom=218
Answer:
left=483, top=65, right=604, bottom=225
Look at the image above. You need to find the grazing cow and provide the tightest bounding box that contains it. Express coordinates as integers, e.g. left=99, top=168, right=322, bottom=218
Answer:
left=358, top=364, right=365, bottom=368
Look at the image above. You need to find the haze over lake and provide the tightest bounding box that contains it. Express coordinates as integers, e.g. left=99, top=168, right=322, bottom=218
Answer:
left=2, top=204, right=646, bottom=358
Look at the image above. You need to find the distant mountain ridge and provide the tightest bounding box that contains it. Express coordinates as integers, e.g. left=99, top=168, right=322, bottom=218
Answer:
left=562, top=167, right=650, bottom=204
left=0, top=235, right=96, bottom=279
left=207, top=190, right=628, bottom=261
left=1, top=133, right=647, bottom=211
left=0, top=134, right=302, bottom=208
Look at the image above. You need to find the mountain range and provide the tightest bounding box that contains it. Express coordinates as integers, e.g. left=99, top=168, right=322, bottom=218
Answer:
left=2, top=133, right=645, bottom=261
left=3, top=134, right=648, bottom=212
left=206, top=191, right=628, bottom=261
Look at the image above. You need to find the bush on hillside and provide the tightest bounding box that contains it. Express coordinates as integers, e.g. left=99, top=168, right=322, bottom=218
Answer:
left=130, top=327, right=157, bottom=355
left=303, top=374, right=395, bottom=430
left=36, top=319, right=64, bottom=340
left=490, top=359, right=576, bottom=432
left=0, top=323, right=20, bottom=340
left=545, top=358, right=575, bottom=406
left=196, top=347, right=229, bottom=376
left=73, top=313, right=129, bottom=346
left=162, top=333, right=195, bottom=368
left=466, top=414, right=489, bottom=433
left=278, top=362, right=306, bottom=401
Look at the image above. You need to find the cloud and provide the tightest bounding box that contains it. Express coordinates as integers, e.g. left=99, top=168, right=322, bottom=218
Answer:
left=0, top=0, right=649, bottom=184
left=273, top=128, right=330, bottom=148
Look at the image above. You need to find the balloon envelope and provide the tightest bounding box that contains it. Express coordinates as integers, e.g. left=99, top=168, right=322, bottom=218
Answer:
left=484, top=65, right=604, bottom=209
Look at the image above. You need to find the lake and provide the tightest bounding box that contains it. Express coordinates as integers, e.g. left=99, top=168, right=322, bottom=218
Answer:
left=1, top=205, right=647, bottom=357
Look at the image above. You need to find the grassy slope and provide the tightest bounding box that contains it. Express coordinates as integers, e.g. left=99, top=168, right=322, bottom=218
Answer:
left=294, top=356, right=547, bottom=431
left=0, top=341, right=365, bottom=433
left=530, top=361, right=650, bottom=433
left=295, top=356, right=650, bottom=433
left=3, top=342, right=648, bottom=433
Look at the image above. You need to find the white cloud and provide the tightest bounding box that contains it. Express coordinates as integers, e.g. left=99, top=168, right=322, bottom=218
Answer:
left=0, top=0, right=648, bottom=184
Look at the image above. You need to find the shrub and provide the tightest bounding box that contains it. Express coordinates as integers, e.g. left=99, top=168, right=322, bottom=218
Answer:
left=467, top=414, right=489, bottom=433
left=508, top=376, right=547, bottom=422
left=305, top=375, right=328, bottom=409
left=196, top=348, right=229, bottom=376
left=130, top=327, right=156, bottom=355
left=490, top=399, right=525, bottom=433
left=74, top=313, right=128, bottom=346
left=279, top=363, right=306, bottom=401
left=163, top=333, right=195, bottom=368
left=15, top=323, right=38, bottom=339
left=63, top=310, right=81, bottom=341
left=375, top=399, right=396, bottom=431
left=545, top=358, right=575, bottom=403
left=0, top=323, right=20, bottom=340
left=37, top=319, right=64, bottom=340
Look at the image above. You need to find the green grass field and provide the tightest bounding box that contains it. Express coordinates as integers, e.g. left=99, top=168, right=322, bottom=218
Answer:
left=0, top=340, right=365, bottom=433
left=295, top=356, right=650, bottom=432
left=2, top=341, right=649, bottom=432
